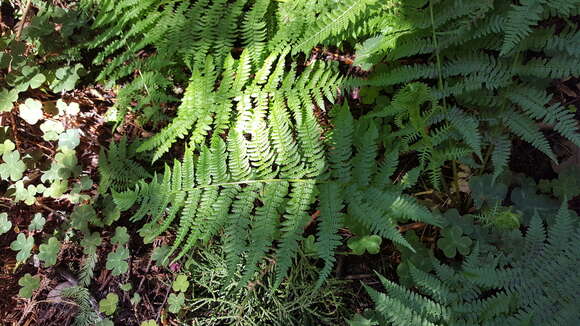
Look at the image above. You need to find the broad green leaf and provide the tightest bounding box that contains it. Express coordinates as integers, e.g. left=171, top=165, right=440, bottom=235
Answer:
left=131, top=293, right=142, bottom=305
left=348, top=314, right=378, bottom=326
left=140, top=320, right=157, bottom=326
left=172, top=274, right=189, bottom=292
left=0, top=88, right=19, bottom=112
left=347, top=235, right=382, bottom=255
left=0, top=139, right=15, bottom=155
left=58, top=129, right=81, bottom=150
left=70, top=204, right=100, bottom=233
left=95, top=320, right=114, bottom=326
left=40, top=120, right=65, bottom=141
left=57, top=99, right=80, bottom=116
left=99, top=293, right=119, bottom=316
left=38, top=237, right=60, bottom=266
left=43, top=179, right=68, bottom=198
left=120, top=283, right=132, bottom=291
left=29, top=213, right=46, bottom=231
left=10, top=233, right=34, bottom=262
left=111, top=227, right=129, bottom=245
left=19, top=98, right=43, bottom=125
left=106, top=247, right=129, bottom=276
left=167, top=292, right=185, bottom=313
left=18, top=273, right=41, bottom=298
left=437, top=225, right=473, bottom=258
left=51, top=64, right=84, bottom=93
left=0, top=150, right=26, bottom=181
left=0, top=213, right=12, bottom=235
left=8, top=66, right=46, bottom=92
left=469, top=174, right=507, bottom=209
left=80, top=232, right=102, bottom=254
left=102, top=198, right=120, bottom=225
left=151, top=245, right=170, bottom=267
left=11, top=181, right=40, bottom=205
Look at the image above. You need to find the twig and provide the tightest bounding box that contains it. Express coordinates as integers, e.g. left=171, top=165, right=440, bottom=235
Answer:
left=156, top=276, right=172, bottom=323
left=397, top=222, right=426, bottom=233
left=15, top=0, right=33, bottom=41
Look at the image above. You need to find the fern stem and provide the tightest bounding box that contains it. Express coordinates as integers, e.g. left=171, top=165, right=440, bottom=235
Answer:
left=429, top=0, right=446, bottom=110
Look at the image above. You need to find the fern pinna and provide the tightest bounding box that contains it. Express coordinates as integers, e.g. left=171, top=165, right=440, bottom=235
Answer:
left=348, top=0, right=580, bottom=185
left=112, top=79, right=444, bottom=286
left=356, top=203, right=580, bottom=326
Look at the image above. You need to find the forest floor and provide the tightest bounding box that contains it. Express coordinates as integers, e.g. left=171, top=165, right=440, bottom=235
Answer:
left=1, top=2, right=580, bottom=324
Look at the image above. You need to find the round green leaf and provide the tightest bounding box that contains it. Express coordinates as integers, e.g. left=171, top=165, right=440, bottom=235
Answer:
left=19, top=98, right=43, bottom=125
left=18, top=273, right=41, bottom=298
left=99, top=293, right=119, bottom=316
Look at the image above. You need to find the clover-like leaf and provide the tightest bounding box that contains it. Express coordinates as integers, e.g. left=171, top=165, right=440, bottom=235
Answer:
left=40, top=120, right=65, bottom=141
left=19, top=98, right=43, bottom=125
left=95, top=319, right=114, bottom=326
left=172, top=274, right=189, bottom=292
left=8, top=66, right=46, bottom=92
left=56, top=99, right=80, bottom=116
left=167, top=292, right=185, bottom=314
left=348, top=314, right=378, bottom=326
left=70, top=204, right=99, bottom=233
left=18, top=273, right=41, bottom=298
left=41, top=148, right=80, bottom=182
left=38, top=237, right=60, bottom=266
left=131, top=293, right=142, bottom=305
left=347, top=235, right=382, bottom=255
left=0, top=150, right=26, bottom=181
left=10, top=233, right=34, bottom=262
left=0, top=212, right=12, bottom=235
left=11, top=181, right=39, bottom=205
left=99, top=293, right=119, bottom=316
left=106, top=247, right=129, bottom=276
left=111, top=226, right=129, bottom=245
left=469, top=174, right=507, bottom=209
left=29, top=213, right=46, bottom=231
left=80, top=232, right=102, bottom=254
left=151, top=245, right=170, bottom=267
left=102, top=198, right=120, bottom=226
left=120, top=282, right=132, bottom=292
left=437, top=226, right=473, bottom=258
left=0, top=88, right=19, bottom=112
left=0, top=139, right=15, bottom=155
left=140, top=320, right=157, bottom=326
left=58, top=129, right=81, bottom=150
left=51, top=64, right=84, bottom=93
left=43, top=179, right=68, bottom=198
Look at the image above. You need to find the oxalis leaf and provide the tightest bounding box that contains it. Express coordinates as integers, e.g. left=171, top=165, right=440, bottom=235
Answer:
left=19, top=98, right=43, bottom=125
left=0, top=150, right=26, bottom=181
left=0, top=139, right=15, bottom=155
left=18, top=273, right=41, bottom=298
left=99, top=293, right=118, bottom=316
left=29, top=213, right=46, bottom=231
left=51, top=63, right=84, bottom=93
left=347, top=235, right=382, bottom=255
left=38, top=237, right=60, bottom=266
left=172, top=274, right=189, bottom=292
left=0, top=213, right=12, bottom=235
left=106, top=247, right=129, bottom=276
left=167, top=292, right=185, bottom=314
left=0, top=88, right=19, bottom=112
left=111, top=226, right=129, bottom=245
left=437, top=225, right=472, bottom=258
left=10, top=233, right=34, bottom=262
